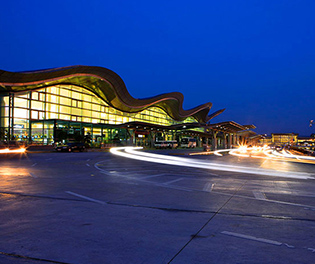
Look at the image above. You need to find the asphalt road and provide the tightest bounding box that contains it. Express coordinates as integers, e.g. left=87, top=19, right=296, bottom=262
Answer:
left=0, top=149, right=315, bottom=264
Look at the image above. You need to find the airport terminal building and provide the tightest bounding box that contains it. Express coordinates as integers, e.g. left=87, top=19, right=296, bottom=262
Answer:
left=0, top=65, right=254, bottom=148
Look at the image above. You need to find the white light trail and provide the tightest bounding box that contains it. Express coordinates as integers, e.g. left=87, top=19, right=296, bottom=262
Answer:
left=110, top=147, right=314, bottom=180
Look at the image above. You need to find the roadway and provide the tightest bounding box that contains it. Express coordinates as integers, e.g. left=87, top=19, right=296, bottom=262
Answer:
left=0, top=148, right=314, bottom=263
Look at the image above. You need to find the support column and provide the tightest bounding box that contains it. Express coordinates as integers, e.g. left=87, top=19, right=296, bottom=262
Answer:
left=8, top=93, right=14, bottom=140
left=212, top=131, right=218, bottom=150
left=233, top=134, right=237, bottom=147
left=228, top=133, right=232, bottom=149
left=223, top=134, right=227, bottom=149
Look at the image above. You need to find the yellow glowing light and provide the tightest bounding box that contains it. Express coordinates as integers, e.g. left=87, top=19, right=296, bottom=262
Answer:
left=0, top=148, right=26, bottom=154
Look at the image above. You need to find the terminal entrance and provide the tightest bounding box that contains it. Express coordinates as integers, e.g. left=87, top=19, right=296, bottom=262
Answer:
left=29, top=120, right=131, bottom=147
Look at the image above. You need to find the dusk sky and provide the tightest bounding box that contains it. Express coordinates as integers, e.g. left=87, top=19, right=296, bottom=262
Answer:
left=1, top=0, right=315, bottom=136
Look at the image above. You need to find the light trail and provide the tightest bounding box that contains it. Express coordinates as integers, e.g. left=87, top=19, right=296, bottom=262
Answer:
left=227, top=145, right=315, bottom=163
left=0, top=148, right=26, bottom=154
left=110, top=147, right=314, bottom=180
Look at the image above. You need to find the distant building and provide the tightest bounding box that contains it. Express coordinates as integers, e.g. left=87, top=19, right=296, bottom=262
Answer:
left=259, top=133, right=315, bottom=151
left=296, top=136, right=315, bottom=150
left=271, top=133, right=298, bottom=145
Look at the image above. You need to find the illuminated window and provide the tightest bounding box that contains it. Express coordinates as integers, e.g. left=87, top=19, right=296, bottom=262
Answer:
left=60, top=97, right=71, bottom=106
left=31, top=111, right=38, bottom=119
left=47, top=103, right=59, bottom=113
left=83, top=102, right=91, bottom=110
left=82, top=109, right=91, bottom=117
left=14, top=108, right=28, bottom=118
left=32, top=101, right=44, bottom=111
left=72, top=108, right=81, bottom=116
left=47, top=94, right=58, bottom=103
left=39, top=92, right=45, bottom=101
left=14, top=98, right=28, bottom=108
left=59, top=105, right=71, bottom=114
left=59, top=88, right=70, bottom=97
left=72, top=91, right=81, bottom=100
left=83, top=117, right=91, bottom=123
left=60, top=114, right=70, bottom=120
left=32, top=92, right=39, bottom=100
left=2, top=97, right=9, bottom=106
left=47, top=112, right=58, bottom=119
left=47, top=86, right=59, bottom=95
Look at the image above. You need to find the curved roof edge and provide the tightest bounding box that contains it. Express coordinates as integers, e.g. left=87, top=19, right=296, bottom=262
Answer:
left=0, top=65, right=216, bottom=123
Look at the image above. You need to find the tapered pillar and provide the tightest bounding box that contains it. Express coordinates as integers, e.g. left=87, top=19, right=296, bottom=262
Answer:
left=212, top=131, right=218, bottom=150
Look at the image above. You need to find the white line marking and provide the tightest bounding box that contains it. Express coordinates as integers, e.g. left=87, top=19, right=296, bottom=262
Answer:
left=213, top=190, right=315, bottom=210
left=31, top=163, right=37, bottom=167
left=284, top=243, right=295, bottom=248
left=253, top=191, right=266, bottom=200
left=29, top=173, right=37, bottom=178
left=65, top=191, right=106, bottom=205
left=203, top=183, right=214, bottom=192
left=163, top=178, right=184, bottom=185
left=86, top=163, right=90, bottom=167
left=139, top=174, right=167, bottom=180
left=86, top=159, right=91, bottom=161
left=221, top=231, right=282, bottom=246
left=156, top=184, right=192, bottom=192
left=307, top=248, right=315, bottom=253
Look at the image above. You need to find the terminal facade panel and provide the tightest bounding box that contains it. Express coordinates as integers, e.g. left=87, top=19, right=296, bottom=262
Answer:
left=0, top=65, right=253, bottom=148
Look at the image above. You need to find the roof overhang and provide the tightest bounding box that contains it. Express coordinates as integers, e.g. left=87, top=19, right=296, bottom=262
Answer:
left=0, top=65, right=220, bottom=123
left=207, top=121, right=254, bottom=133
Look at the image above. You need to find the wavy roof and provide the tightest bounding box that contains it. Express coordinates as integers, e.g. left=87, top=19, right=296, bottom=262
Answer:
left=0, top=65, right=221, bottom=123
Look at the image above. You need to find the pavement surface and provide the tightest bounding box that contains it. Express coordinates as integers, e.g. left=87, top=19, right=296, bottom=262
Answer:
left=0, top=148, right=315, bottom=264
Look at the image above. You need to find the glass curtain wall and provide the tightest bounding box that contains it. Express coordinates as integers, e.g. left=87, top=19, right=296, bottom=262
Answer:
left=0, top=84, right=198, bottom=145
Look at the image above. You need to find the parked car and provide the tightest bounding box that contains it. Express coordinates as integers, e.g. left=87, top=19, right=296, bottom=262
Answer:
left=181, top=138, right=197, bottom=148
left=55, top=142, right=86, bottom=152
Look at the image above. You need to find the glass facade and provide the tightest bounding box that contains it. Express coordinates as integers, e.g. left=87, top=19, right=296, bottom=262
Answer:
left=0, top=84, right=199, bottom=146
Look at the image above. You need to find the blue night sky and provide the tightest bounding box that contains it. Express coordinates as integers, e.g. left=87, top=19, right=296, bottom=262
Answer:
left=1, top=0, right=315, bottom=136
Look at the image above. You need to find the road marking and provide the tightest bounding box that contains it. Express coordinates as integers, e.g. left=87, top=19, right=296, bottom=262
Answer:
left=163, top=178, right=184, bottom=185
left=284, top=243, right=295, bottom=248
left=307, top=248, right=315, bottom=253
left=65, top=191, right=106, bottom=205
left=221, top=231, right=282, bottom=246
left=212, top=190, right=315, bottom=210
left=31, top=163, right=37, bottom=167
left=203, top=183, right=214, bottom=192
left=29, top=173, right=37, bottom=178
left=86, top=163, right=90, bottom=167
left=156, top=184, right=192, bottom=192
left=139, top=173, right=167, bottom=180
left=276, top=182, right=289, bottom=189
left=253, top=191, right=266, bottom=200
left=304, top=207, right=315, bottom=211
left=86, top=159, right=91, bottom=161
